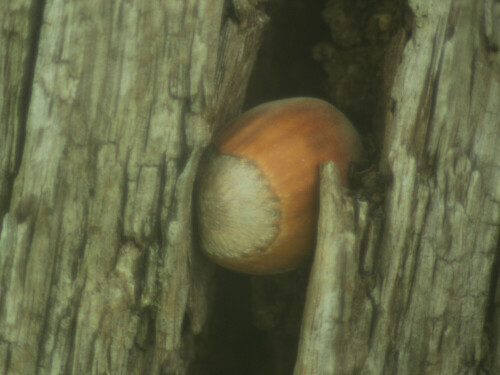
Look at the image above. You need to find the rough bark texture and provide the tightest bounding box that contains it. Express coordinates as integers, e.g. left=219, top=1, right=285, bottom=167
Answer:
left=376, top=0, right=500, bottom=373
left=0, top=0, right=41, bottom=220
left=294, top=163, right=374, bottom=374
left=0, top=0, right=268, bottom=374
left=1, top=0, right=500, bottom=374
left=296, top=0, right=500, bottom=374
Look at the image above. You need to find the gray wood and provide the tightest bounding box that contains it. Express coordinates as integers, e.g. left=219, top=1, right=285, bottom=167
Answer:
left=0, top=0, right=267, bottom=374
left=0, top=0, right=40, bottom=216
left=2, top=0, right=500, bottom=374
left=374, top=0, right=500, bottom=373
left=295, top=0, right=500, bottom=374
left=294, top=162, right=373, bottom=374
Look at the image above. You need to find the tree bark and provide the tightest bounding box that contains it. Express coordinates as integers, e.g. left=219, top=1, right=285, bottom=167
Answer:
left=0, top=0, right=267, bottom=374
left=1, top=0, right=500, bottom=374
left=296, top=0, right=500, bottom=374
left=294, top=163, right=373, bottom=374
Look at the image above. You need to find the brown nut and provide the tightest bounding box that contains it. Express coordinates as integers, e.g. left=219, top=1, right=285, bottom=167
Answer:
left=196, top=97, right=362, bottom=274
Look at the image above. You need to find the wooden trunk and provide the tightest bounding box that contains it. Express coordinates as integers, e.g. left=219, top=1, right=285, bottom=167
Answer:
left=1, top=0, right=499, bottom=374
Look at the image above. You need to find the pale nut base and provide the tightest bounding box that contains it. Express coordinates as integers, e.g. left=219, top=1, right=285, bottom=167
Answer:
left=197, top=152, right=281, bottom=264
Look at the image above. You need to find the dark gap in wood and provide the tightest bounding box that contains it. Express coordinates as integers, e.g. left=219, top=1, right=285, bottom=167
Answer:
left=244, top=0, right=331, bottom=110
left=203, top=268, right=270, bottom=375
left=201, top=0, right=410, bottom=373
left=203, top=0, right=330, bottom=373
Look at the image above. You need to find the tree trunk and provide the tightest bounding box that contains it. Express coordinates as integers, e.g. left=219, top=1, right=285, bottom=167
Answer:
left=1, top=1, right=499, bottom=375
left=296, top=0, right=500, bottom=374
left=0, top=0, right=267, bottom=374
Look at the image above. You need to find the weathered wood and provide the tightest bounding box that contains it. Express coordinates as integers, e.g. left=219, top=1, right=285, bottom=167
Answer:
left=296, top=0, right=500, bottom=374
left=294, top=162, right=375, bottom=374
left=0, top=0, right=41, bottom=217
left=0, top=0, right=268, bottom=374
left=372, top=0, right=500, bottom=373
left=2, top=0, right=500, bottom=373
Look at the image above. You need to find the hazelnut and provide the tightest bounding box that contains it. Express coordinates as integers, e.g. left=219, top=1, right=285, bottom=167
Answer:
left=196, top=97, right=362, bottom=274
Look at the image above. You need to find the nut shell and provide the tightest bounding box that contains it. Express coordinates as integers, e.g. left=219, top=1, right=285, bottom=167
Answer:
left=196, top=97, right=362, bottom=274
